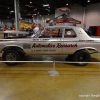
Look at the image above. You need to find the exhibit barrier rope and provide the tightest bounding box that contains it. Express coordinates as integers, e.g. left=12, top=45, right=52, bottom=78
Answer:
left=0, top=61, right=100, bottom=63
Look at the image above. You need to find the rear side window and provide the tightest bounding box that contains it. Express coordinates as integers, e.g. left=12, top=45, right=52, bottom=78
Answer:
left=64, top=29, right=76, bottom=38
left=41, top=28, right=63, bottom=38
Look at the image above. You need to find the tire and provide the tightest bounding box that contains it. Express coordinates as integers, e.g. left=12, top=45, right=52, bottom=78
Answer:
left=2, top=50, right=20, bottom=65
left=73, top=50, right=91, bottom=66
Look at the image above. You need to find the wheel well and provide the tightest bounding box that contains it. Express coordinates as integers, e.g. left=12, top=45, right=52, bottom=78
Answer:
left=74, top=48, right=98, bottom=55
left=2, top=46, right=26, bottom=55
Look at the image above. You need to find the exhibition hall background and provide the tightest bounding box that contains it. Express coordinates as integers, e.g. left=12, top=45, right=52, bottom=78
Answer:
left=0, top=3, right=100, bottom=30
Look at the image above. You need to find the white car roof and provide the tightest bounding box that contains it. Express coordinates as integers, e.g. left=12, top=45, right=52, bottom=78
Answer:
left=44, top=25, right=80, bottom=29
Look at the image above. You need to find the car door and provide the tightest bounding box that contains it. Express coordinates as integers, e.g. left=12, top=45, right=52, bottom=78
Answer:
left=62, top=28, right=78, bottom=54
left=31, top=27, right=64, bottom=55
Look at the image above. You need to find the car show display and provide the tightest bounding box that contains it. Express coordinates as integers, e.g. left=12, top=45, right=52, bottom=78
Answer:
left=0, top=26, right=100, bottom=66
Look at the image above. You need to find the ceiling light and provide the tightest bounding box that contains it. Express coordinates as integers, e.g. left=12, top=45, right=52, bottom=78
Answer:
left=87, top=0, right=90, bottom=2
left=34, top=9, right=37, bottom=10
left=30, top=1, right=32, bottom=3
left=43, top=4, right=49, bottom=7
left=33, top=14, right=36, bottom=15
left=8, top=7, right=9, bottom=9
left=40, top=15, right=41, bottom=16
left=66, top=3, right=68, bottom=5
left=48, top=14, right=49, bottom=15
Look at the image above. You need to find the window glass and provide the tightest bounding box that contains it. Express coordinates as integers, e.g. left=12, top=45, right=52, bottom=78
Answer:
left=64, top=29, right=76, bottom=38
left=40, top=28, right=63, bottom=38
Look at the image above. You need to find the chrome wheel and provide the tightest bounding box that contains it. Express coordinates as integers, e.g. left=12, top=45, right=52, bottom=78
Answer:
left=6, top=53, right=17, bottom=61
left=2, top=50, right=20, bottom=65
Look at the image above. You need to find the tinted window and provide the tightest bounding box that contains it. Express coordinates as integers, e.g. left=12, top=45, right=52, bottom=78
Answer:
left=64, top=29, right=76, bottom=38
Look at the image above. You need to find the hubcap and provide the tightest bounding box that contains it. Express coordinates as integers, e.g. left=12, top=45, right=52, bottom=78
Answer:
left=6, top=53, right=17, bottom=61
left=78, top=54, right=85, bottom=61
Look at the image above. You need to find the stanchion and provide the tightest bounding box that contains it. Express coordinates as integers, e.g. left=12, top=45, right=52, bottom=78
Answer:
left=48, top=60, right=60, bottom=76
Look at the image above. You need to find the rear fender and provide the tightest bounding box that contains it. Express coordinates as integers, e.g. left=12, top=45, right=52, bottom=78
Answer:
left=74, top=47, right=98, bottom=54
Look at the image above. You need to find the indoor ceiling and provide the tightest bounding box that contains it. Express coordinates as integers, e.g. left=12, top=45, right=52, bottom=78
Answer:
left=0, top=0, right=100, bottom=19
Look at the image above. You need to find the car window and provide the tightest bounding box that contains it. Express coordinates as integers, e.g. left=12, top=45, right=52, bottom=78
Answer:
left=64, top=29, right=76, bottom=38
left=40, top=28, right=63, bottom=38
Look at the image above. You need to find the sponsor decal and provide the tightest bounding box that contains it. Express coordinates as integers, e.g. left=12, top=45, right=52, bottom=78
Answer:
left=32, top=43, right=77, bottom=48
left=58, top=8, right=70, bottom=12
left=56, top=43, right=77, bottom=48
left=32, top=43, right=55, bottom=48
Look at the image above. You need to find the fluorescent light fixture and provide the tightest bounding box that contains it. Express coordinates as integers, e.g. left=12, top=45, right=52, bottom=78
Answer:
left=10, top=11, right=14, bottom=12
left=43, top=4, right=49, bottom=7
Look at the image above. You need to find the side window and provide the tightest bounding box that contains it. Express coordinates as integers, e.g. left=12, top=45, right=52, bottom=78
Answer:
left=64, top=29, right=76, bottom=38
left=40, top=28, right=63, bottom=38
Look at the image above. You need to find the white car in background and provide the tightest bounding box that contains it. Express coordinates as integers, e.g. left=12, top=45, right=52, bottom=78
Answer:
left=0, top=26, right=100, bottom=66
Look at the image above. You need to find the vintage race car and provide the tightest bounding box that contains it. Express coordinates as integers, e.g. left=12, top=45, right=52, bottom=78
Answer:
left=0, top=26, right=100, bottom=66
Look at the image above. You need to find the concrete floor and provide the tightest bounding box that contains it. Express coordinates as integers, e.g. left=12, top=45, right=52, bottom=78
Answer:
left=0, top=54, right=100, bottom=100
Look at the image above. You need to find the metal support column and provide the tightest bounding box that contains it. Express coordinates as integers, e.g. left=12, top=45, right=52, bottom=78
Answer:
left=82, top=7, right=86, bottom=30
left=14, top=0, right=19, bottom=31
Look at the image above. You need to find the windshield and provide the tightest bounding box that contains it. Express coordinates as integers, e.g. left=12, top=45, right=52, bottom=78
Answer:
left=31, top=30, right=43, bottom=38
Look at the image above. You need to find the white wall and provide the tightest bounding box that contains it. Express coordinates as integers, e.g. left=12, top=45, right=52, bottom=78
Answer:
left=85, top=3, right=100, bottom=29
left=69, top=5, right=84, bottom=28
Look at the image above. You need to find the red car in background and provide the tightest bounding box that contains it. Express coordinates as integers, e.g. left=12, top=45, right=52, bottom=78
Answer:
left=87, top=26, right=100, bottom=36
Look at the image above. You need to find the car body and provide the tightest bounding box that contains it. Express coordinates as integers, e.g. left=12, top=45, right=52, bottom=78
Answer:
left=0, top=30, right=30, bottom=39
left=0, top=26, right=100, bottom=66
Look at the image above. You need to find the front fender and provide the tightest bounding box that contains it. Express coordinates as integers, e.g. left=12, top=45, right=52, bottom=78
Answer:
left=1, top=45, right=26, bottom=54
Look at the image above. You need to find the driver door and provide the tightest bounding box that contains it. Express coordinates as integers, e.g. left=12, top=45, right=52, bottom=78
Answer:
left=31, top=28, right=64, bottom=55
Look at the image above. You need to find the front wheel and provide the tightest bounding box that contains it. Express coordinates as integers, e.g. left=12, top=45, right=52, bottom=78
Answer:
left=2, top=50, right=20, bottom=65
left=73, top=50, right=91, bottom=66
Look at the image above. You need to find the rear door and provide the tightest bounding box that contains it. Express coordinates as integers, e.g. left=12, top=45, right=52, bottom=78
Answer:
left=62, top=28, right=78, bottom=54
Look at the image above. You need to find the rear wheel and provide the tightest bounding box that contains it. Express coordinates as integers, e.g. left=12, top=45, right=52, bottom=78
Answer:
left=73, top=50, right=91, bottom=66
left=2, top=50, right=20, bottom=65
